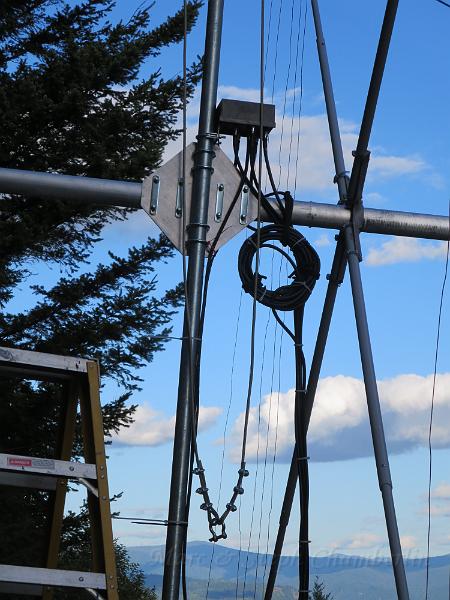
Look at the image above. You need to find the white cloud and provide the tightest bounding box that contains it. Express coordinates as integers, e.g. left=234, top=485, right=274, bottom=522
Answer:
left=423, top=482, right=450, bottom=518
left=230, top=373, right=450, bottom=463
left=400, top=535, right=418, bottom=550
left=330, top=532, right=418, bottom=555
left=332, top=532, right=384, bottom=551
left=364, top=191, right=386, bottom=205
left=366, top=237, right=448, bottom=266
left=429, top=504, right=450, bottom=517
left=112, top=404, right=222, bottom=447
left=432, top=483, right=450, bottom=500
left=314, top=233, right=332, bottom=248
left=369, top=155, right=427, bottom=178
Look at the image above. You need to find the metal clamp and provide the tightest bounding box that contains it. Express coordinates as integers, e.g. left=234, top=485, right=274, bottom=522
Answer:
left=239, top=185, right=249, bottom=224
left=149, top=175, right=160, bottom=215
left=215, top=183, right=224, bottom=221
left=175, top=178, right=184, bottom=218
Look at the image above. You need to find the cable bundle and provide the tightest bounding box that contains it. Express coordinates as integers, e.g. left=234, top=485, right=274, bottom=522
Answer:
left=238, top=222, right=319, bottom=600
left=238, top=224, right=320, bottom=311
left=189, top=126, right=320, bottom=598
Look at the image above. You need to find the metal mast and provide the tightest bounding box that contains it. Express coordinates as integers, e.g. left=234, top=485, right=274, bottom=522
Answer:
left=161, top=2, right=225, bottom=599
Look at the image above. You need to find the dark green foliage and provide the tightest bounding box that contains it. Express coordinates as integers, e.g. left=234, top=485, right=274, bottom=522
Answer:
left=0, top=0, right=202, bottom=596
left=55, top=509, right=156, bottom=599
left=310, top=577, right=334, bottom=600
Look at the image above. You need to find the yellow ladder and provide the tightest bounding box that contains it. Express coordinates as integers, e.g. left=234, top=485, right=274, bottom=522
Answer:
left=0, top=346, right=118, bottom=599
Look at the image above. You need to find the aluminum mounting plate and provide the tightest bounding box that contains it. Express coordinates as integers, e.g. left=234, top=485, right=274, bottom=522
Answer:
left=141, top=143, right=257, bottom=255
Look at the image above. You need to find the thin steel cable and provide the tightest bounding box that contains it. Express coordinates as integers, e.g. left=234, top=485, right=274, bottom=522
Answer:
left=235, top=495, right=243, bottom=599
left=265, top=0, right=276, bottom=78
left=270, top=0, right=284, bottom=103
left=425, top=201, right=450, bottom=599
left=243, top=4, right=278, bottom=594
left=180, top=3, right=192, bottom=598
left=254, top=253, right=285, bottom=597
left=181, top=1, right=189, bottom=333
left=237, top=2, right=266, bottom=595
left=293, top=0, right=308, bottom=197
left=245, top=243, right=277, bottom=599
left=277, top=0, right=296, bottom=188
left=243, top=297, right=272, bottom=599
left=243, top=252, right=275, bottom=596
left=263, top=0, right=276, bottom=194
left=188, top=140, right=250, bottom=548
left=262, top=261, right=288, bottom=589
left=205, top=288, right=244, bottom=599
left=286, top=0, right=305, bottom=190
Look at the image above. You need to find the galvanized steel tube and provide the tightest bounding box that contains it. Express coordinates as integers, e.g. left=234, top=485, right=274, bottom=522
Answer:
left=0, top=167, right=142, bottom=208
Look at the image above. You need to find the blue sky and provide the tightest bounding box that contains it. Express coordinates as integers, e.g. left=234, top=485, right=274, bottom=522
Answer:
left=55, top=0, right=450, bottom=568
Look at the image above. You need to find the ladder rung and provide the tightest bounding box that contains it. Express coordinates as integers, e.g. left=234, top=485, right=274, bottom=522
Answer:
left=0, top=471, right=58, bottom=491
left=0, top=345, right=89, bottom=379
left=0, top=453, right=97, bottom=479
left=0, top=565, right=106, bottom=590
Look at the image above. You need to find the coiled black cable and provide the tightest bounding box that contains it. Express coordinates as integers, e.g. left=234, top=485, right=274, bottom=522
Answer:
left=238, top=224, right=320, bottom=311
left=238, top=223, right=320, bottom=600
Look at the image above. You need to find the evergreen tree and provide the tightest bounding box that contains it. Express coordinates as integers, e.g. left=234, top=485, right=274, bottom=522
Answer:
left=310, top=577, right=334, bottom=600
left=58, top=510, right=157, bottom=599
left=0, top=0, right=202, bottom=596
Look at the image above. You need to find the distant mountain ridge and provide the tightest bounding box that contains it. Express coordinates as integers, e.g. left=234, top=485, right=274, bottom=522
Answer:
left=128, top=541, right=450, bottom=599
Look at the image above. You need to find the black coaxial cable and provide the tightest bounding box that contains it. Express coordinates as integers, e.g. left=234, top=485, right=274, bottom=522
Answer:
left=238, top=223, right=319, bottom=599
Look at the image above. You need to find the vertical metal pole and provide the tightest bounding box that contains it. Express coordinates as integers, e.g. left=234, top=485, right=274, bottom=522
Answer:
left=162, top=2, right=224, bottom=599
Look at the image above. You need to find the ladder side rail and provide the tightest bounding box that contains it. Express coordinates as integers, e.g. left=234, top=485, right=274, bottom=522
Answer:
left=80, top=361, right=118, bottom=600
left=43, top=379, right=80, bottom=600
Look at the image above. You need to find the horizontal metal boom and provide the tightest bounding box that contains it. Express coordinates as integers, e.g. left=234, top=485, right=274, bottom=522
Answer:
left=274, top=201, right=450, bottom=241
left=0, top=167, right=141, bottom=207
left=0, top=166, right=448, bottom=240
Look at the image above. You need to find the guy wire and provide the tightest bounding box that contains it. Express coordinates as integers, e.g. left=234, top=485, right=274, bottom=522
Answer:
left=238, top=1, right=266, bottom=595
left=286, top=0, right=306, bottom=190
left=425, top=200, right=450, bottom=599
left=253, top=257, right=285, bottom=597
left=276, top=0, right=296, bottom=189
left=180, top=3, right=193, bottom=598
left=205, top=287, right=244, bottom=599
left=262, top=290, right=286, bottom=589
left=270, top=0, right=284, bottom=103
left=257, top=258, right=286, bottom=594
left=235, top=495, right=243, bottom=599
left=293, top=0, right=308, bottom=197
left=242, top=294, right=273, bottom=598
